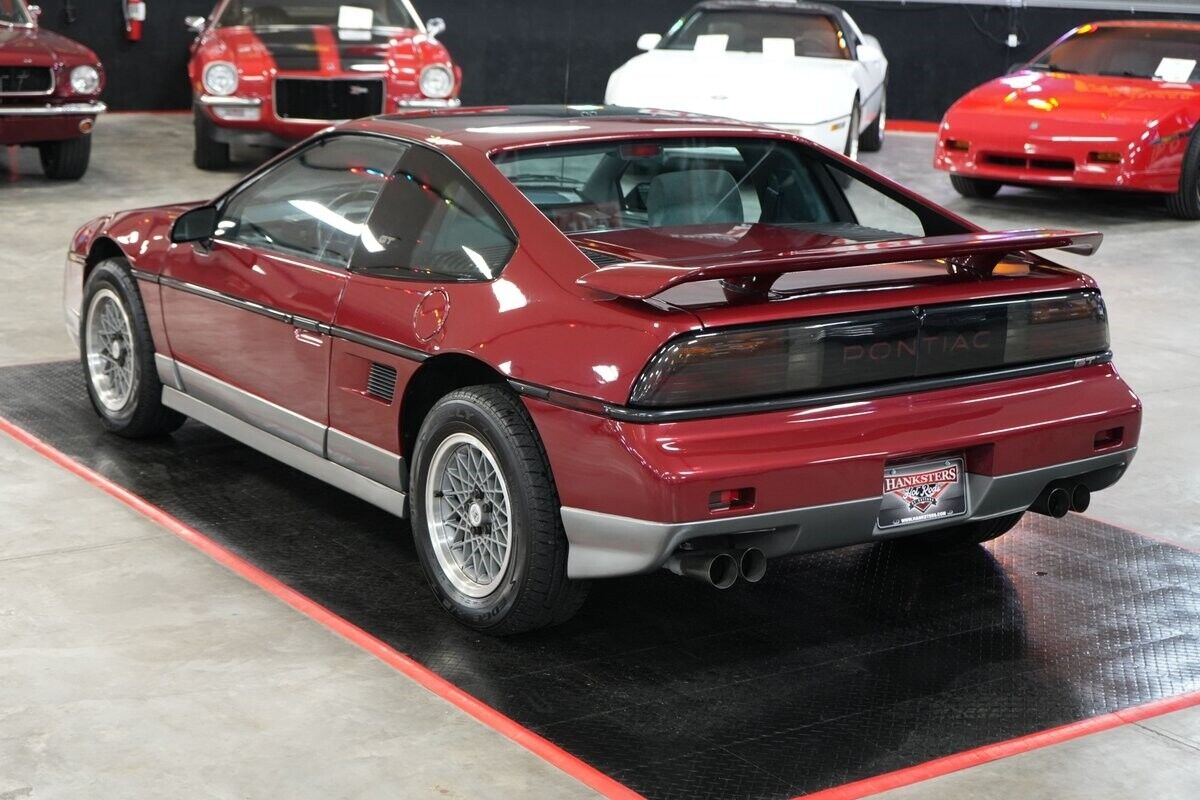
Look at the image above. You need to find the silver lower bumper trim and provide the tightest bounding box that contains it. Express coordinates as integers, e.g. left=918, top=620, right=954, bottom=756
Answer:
left=560, top=448, right=1137, bottom=578
left=197, top=95, right=262, bottom=108
left=0, top=101, right=106, bottom=116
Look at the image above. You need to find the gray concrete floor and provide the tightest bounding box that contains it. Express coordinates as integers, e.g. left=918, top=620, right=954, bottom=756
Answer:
left=1, top=117, right=1198, bottom=798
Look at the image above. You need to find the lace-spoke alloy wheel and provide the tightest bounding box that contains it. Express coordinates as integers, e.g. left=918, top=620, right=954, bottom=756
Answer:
left=426, top=432, right=514, bottom=598
left=85, top=288, right=137, bottom=413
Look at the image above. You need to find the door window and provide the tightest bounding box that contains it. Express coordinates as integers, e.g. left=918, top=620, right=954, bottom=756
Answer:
left=351, top=146, right=516, bottom=280
left=216, top=136, right=406, bottom=269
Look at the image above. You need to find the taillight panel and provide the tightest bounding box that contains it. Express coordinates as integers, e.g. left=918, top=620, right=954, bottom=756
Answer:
left=630, top=291, right=1109, bottom=409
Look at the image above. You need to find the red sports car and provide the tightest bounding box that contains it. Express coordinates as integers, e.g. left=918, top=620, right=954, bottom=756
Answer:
left=186, top=0, right=459, bottom=170
left=63, top=107, right=1140, bottom=633
left=0, top=0, right=105, bottom=179
left=936, top=21, right=1200, bottom=218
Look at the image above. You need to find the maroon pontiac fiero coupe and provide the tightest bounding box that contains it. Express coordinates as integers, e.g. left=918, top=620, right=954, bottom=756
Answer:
left=0, top=0, right=104, bottom=179
left=63, top=107, right=1141, bottom=633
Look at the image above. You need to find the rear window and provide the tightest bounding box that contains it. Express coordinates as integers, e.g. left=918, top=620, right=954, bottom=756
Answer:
left=660, top=9, right=848, bottom=58
left=491, top=138, right=943, bottom=242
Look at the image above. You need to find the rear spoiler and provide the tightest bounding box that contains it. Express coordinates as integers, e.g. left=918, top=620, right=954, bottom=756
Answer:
left=576, top=228, right=1103, bottom=300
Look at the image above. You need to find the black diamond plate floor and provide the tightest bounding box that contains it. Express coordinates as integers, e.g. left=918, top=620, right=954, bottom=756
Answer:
left=3, top=361, right=1200, bottom=800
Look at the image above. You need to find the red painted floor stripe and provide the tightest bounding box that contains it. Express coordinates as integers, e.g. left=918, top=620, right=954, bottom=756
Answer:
left=0, top=414, right=644, bottom=800
left=887, top=120, right=939, bottom=134
left=795, top=689, right=1200, bottom=799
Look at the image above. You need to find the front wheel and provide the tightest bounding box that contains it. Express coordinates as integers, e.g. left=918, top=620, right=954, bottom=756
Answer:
left=80, top=259, right=186, bottom=438
left=193, top=109, right=231, bottom=171
left=1166, top=128, right=1200, bottom=219
left=950, top=174, right=1002, bottom=199
left=39, top=136, right=92, bottom=180
left=858, top=90, right=886, bottom=152
left=410, top=385, right=587, bottom=635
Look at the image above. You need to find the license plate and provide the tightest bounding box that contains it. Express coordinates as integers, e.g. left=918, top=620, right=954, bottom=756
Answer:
left=878, top=457, right=968, bottom=530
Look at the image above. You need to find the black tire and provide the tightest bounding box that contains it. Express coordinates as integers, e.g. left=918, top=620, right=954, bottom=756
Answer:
left=38, top=136, right=92, bottom=180
left=895, top=512, right=1024, bottom=552
left=1166, top=128, right=1200, bottom=219
left=858, top=88, right=885, bottom=152
left=844, top=101, right=861, bottom=161
left=950, top=174, right=1002, bottom=199
left=193, top=109, right=231, bottom=171
left=410, top=385, right=588, bottom=635
left=80, top=259, right=186, bottom=438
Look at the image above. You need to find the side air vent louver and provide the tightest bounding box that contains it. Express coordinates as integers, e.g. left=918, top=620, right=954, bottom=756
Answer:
left=366, top=362, right=397, bottom=403
left=579, top=247, right=629, bottom=267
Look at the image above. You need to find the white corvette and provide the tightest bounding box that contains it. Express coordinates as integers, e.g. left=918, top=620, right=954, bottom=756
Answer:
left=606, top=0, right=888, bottom=158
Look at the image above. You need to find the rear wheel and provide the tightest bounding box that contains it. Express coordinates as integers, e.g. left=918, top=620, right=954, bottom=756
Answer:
left=410, top=385, right=588, bottom=635
left=896, top=512, right=1024, bottom=552
left=1166, top=128, right=1200, bottom=219
left=193, top=109, right=231, bottom=171
left=81, top=259, right=186, bottom=438
left=38, top=136, right=92, bottom=180
left=950, top=174, right=1002, bottom=199
left=858, top=89, right=886, bottom=152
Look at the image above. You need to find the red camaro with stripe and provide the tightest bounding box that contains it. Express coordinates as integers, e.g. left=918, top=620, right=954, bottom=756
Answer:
left=62, top=106, right=1141, bottom=634
left=936, top=21, right=1200, bottom=218
left=186, top=0, right=460, bottom=169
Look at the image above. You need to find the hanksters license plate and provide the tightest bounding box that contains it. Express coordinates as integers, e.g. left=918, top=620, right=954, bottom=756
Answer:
left=878, top=458, right=968, bottom=530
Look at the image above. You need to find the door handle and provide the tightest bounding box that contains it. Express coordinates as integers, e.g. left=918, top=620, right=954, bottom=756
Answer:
left=293, top=328, right=324, bottom=347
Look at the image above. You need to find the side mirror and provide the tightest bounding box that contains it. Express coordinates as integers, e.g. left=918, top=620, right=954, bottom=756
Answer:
left=425, top=17, right=446, bottom=39
left=856, top=42, right=883, bottom=63
left=27, top=4, right=40, bottom=24
left=185, top=16, right=207, bottom=34
left=171, top=205, right=219, bottom=244
left=637, top=33, right=662, bottom=51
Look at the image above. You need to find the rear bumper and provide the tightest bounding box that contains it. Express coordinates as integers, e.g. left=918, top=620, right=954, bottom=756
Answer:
left=559, top=448, right=1134, bottom=577
left=526, top=363, right=1141, bottom=578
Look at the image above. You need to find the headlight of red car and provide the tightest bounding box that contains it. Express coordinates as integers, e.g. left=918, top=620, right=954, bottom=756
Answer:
left=630, top=292, right=1110, bottom=408
left=69, top=65, right=101, bottom=95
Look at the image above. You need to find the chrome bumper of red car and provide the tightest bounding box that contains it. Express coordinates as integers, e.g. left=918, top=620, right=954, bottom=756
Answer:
left=0, top=101, right=106, bottom=116
left=559, top=448, right=1136, bottom=578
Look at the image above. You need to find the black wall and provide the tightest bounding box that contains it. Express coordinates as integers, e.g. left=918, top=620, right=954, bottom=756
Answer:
left=35, top=1, right=1200, bottom=120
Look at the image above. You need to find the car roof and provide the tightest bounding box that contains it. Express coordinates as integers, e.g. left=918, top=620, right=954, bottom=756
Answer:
left=1089, top=19, right=1200, bottom=31
left=690, top=0, right=844, bottom=17
left=346, top=105, right=790, bottom=153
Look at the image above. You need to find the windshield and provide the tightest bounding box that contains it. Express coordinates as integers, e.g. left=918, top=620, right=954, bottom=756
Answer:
left=492, top=138, right=947, bottom=242
left=216, top=0, right=418, bottom=29
left=1031, top=25, right=1200, bottom=83
left=660, top=9, right=848, bottom=58
left=0, top=0, right=30, bottom=25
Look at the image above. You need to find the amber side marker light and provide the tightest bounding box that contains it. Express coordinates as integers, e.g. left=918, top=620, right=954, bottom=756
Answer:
left=709, top=488, right=755, bottom=513
left=945, top=139, right=971, bottom=151
left=1089, top=151, right=1123, bottom=164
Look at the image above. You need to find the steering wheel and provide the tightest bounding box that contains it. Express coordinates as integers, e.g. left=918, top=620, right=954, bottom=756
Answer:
left=315, top=186, right=380, bottom=264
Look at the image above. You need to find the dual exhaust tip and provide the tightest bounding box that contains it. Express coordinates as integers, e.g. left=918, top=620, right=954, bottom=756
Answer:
left=668, top=547, right=766, bottom=589
left=1031, top=482, right=1091, bottom=519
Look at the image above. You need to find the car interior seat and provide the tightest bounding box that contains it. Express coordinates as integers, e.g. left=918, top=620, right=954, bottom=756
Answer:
left=647, top=170, right=745, bottom=227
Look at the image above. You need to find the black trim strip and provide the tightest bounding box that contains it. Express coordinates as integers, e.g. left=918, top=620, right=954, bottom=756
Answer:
left=331, top=326, right=429, bottom=362
left=130, top=268, right=160, bottom=283
left=513, top=352, right=1113, bottom=424
left=158, top=275, right=427, bottom=362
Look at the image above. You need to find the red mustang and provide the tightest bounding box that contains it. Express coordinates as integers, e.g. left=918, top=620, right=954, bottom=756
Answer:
left=936, top=21, right=1200, bottom=218
left=1, top=0, right=105, bottom=179
left=185, top=0, right=459, bottom=170
left=63, top=107, right=1140, bottom=633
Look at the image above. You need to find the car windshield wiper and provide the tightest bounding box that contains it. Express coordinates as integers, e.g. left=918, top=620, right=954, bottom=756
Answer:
left=1098, top=70, right=1150, bottom=79
left=1031, top=63, right=1080, bottom=74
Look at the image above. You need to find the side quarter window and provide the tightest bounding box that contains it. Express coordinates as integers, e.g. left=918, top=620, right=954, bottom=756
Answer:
left=216, top=136, right=406, bottom=269
left=351, top=146, right=516, bottom=280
